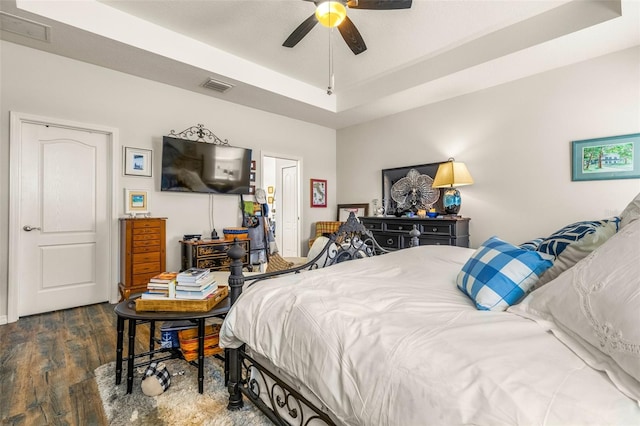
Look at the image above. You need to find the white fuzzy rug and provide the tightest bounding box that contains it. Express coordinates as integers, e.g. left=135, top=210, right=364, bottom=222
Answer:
left=95, top=357, right=272, bottom=425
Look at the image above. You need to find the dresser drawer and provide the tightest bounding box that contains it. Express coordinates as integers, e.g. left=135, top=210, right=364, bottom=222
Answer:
left=362, top=221, right=384, bottom=231
left=133, top=227, right=161, bottom=236
left=132, top=272, right=159, bottom=286
left=133, top=252, right=160, bottom=264
left=132, top=243, right=160, bottom=254
left=133, top=261, right=161, bottom=274
left=373, top=233, right=403, bottom=250
left=132, top=220, right=162, bottom=229
left=385, top=221, right=415, bottom=232
left=420, top=222, right=454, bottom=235
left=418, top=236, right=454, bottom=246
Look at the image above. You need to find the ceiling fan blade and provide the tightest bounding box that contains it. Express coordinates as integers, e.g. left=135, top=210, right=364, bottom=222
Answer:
left=347, top=0, right=412, bottom=10
left=338, top=16, right=367, bottom=55
left=283, top=13, right=319, bottom=48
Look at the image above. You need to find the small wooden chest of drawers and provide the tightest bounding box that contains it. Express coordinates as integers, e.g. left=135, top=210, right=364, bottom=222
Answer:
left=119, top=218, right=167, bottom=300
left=359, top=216, right=470, bottom=250
left=180, top=239, right=251, bottom=272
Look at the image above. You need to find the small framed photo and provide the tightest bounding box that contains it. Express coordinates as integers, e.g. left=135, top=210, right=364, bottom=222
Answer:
left=249, top=185, right=255, bottom=195
left=310, top=178, right=327, bottom=208
left=267, top=196, right=274, bottom=204
left=124, top=147, right=152, bottom=177
left=251, top=160, right=256, bottom=171
left=250, top=172, right=256, bottom=182
left=337, top=203, right=369, bottom=221
left=125, top=189, right=149, bottom=215
left=267, top=186, right=274, bottom=194
left=572, top=133, right=640, bottom=181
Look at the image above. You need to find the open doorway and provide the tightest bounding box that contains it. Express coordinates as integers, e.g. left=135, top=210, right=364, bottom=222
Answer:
left=262, top=154, right=300, bottom=257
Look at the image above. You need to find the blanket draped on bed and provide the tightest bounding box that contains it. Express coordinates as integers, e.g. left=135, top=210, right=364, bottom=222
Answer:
left=220, top=246, right=640, bottom=425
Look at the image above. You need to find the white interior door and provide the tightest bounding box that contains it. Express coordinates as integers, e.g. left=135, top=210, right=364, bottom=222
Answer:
left=281, top=165, right=298, bottom=257
left=16, top=122, right=110, bottom=316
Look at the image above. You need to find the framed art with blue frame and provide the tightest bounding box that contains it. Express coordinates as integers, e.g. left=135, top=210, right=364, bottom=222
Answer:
left=572, top=133, right=640, bottom=181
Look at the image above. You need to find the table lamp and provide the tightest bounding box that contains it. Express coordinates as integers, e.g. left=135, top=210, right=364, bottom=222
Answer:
left=432, top=158, right=474, bottom=215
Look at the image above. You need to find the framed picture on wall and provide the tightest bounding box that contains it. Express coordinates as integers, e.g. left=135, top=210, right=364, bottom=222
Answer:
left=124, top=189, right=149, bottom=216
left=571, top=133, right=640, bottom=181
left=310, top=179, right=327, bottom=208
left=382, top=161, right=447, bottom=215
left=124, top=147, right=152, bottom=177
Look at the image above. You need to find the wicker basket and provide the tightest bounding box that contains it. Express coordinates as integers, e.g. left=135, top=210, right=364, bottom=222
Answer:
left=178, top=324, right=223, bottom=361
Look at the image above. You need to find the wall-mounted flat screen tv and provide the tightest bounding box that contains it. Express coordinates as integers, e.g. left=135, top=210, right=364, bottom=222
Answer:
left=161, top=136, right=252, bottom=194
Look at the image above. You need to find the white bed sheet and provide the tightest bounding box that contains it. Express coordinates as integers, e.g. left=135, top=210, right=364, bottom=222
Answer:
left=220, top=245, right=640, bottom=425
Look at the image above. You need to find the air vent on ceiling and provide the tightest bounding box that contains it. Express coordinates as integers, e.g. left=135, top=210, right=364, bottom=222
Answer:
left=0, top=12, right=50, bottom=42
left=201, top=78, right=234, bottom=93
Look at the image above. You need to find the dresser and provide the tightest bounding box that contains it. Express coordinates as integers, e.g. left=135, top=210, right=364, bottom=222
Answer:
left=118, top=217, right=167, bottom=300
left=359, top=216, right=470, bottom=249
left=180, top=239, right=251, bottom=271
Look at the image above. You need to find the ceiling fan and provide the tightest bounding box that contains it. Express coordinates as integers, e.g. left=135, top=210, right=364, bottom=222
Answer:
left=283, top=0, right=413, bottom=55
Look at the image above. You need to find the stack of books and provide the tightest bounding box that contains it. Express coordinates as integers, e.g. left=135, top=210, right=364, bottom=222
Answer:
left=175, top=268, right=217, bottom=300
left=140, top=272, right=178, bottom=300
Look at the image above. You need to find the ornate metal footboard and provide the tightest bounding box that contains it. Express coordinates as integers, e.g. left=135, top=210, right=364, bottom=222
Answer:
left=225, top=213, right=420, bottom=424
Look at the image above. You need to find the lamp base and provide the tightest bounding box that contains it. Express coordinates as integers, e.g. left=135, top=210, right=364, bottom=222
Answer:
left=442, top=188, right=461, bottom=215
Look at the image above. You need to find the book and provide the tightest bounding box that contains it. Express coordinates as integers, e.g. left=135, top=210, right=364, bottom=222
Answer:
left=175, top=284, right=217, bottom=300
left=175, top=279, right=216, bottom=292
left=140, top=291, right=170, bottom=300
left=149, top=271, right=178, bottom=283
left=177, top=267, right=210, bottom=283
left=175, top=273, right=215, bottom=288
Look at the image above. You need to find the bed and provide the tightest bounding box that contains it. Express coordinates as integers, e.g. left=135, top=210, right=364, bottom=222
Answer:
left=219, top=196, right=640, bottom=425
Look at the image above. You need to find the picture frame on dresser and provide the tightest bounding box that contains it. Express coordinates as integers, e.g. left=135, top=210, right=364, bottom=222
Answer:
left=337, top=203, right=369, bottom=221
left=382, top=162, right=447, bottom=215
left=124, top=189, right=149, bottom=216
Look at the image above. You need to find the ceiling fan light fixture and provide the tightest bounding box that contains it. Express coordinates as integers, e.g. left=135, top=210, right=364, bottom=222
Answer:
left=315, top=1, right=347, bottom=28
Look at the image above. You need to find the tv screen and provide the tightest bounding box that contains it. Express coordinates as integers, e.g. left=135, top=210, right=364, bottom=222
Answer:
left=161, top=136, right=252, bottom=194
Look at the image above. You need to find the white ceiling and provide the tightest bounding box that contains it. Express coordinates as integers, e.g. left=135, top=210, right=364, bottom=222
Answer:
left=1, top=0, right=639, bottom=129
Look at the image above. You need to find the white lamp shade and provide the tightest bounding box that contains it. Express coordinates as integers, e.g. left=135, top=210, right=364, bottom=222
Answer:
left=432, top=161, right=474, bottom=188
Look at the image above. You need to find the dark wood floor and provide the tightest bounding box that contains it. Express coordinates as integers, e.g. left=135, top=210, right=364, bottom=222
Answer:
left=0, top=302, right=152, bottom=425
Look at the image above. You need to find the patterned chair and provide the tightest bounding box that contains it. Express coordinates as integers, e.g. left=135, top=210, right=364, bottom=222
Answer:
left=309, top=221, right=343, bottom=248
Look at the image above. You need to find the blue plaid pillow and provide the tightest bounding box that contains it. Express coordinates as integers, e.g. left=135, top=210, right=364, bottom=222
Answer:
left=537, top=218, right=620, bottom=258
left=457, top=236, right=553, bottom=311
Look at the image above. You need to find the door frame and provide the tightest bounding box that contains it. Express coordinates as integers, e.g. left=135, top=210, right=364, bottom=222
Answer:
left=8, top=112, right=119, bottom=323
left=260, top=151, right=302, bottom=257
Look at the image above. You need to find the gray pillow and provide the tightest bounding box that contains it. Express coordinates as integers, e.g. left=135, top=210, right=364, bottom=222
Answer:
left=620, top=192, right=640, bottom=229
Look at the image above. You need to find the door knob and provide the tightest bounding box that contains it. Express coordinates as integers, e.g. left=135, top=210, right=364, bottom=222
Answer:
left=23, top=225, right=41, bottom=232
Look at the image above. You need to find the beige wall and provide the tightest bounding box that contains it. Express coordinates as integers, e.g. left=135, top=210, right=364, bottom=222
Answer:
left=0, top=41, right=336, bottom=322
left=337, top=46, right=640, bottom=247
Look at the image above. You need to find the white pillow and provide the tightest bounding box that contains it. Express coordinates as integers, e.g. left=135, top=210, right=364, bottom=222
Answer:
left=510, top=219, right=640, bottom=402
left=535, top=221, right=618, bottom=288
left=306, top=236, right=336, bottom=269
left=620, top=191, right=640, bottom=229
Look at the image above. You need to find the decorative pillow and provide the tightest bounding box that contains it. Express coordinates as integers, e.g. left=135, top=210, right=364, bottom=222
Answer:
left=518, top=238, right=543, bottom=251
left=535, top=219, right=619, bottom=288
left=307, top=236, right=336, bottom=268
left=509, top=219, right=640, bottom=402
left=456, top=237, right=553, bottom=311
left=537, top=218, right=619, bottom=258
left=620, top=192, right=640, bottom=229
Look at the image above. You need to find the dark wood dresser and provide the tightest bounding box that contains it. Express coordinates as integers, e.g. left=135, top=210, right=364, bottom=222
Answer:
left=180, top=239, right=251, bottom=271
left=359, top=216, right=470, bottom=249
left=118, top=217, right=167, bottom=300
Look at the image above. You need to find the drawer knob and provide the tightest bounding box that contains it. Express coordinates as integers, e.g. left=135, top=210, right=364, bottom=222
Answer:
left=398, top=225, right=403, bottom=230
left=432, top=227, right=438, bottom=232
left=387, top=238, right=394, bottom=245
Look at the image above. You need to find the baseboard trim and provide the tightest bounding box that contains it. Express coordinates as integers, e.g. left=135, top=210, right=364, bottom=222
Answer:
left=0, top=315, right=7, bottom=325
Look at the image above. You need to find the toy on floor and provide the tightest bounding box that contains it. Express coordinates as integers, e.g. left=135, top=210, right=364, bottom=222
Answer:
left=141, top=361, right=171, bottom=396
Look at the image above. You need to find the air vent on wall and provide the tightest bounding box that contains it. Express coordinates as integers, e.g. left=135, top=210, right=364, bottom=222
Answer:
left=201, top=78, right=234, bottom=93
left=0, top=12, right=50, bottom=42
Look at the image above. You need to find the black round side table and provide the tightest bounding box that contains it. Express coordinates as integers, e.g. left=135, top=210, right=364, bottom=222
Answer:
left=114, top=297, right=231, bottom=394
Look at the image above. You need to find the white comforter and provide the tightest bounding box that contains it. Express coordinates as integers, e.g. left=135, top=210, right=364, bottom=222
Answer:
left=220, top=246, right=640, bottom=425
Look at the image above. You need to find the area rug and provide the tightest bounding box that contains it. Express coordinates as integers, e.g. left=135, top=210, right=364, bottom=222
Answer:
left=95, top=358, right=272, bottom=425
